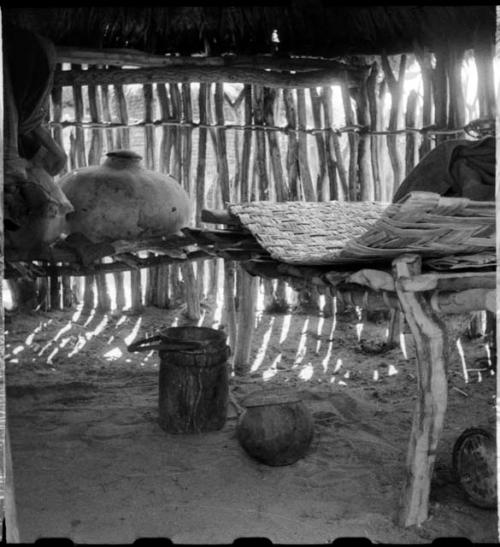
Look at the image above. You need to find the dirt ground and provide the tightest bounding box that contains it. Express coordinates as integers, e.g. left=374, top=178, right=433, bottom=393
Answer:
left=4, top=298, right=498, bottom=544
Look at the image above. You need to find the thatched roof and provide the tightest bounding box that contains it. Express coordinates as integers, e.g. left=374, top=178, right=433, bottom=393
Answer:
left=3, top=6, right=495, bottom=58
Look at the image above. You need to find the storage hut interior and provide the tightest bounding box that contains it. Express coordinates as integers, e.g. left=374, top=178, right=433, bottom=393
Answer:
left=1, top=5, right=498, bottom=544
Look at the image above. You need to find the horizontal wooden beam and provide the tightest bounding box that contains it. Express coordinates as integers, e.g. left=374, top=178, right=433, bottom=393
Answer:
left=200, top=209, right=242, bottom=226
left=4, top=250, right=212, bottom=278
left=53, top=65, right=361, bottom=89
left=399, top=271, right=496, bottom=292
left=55, top=47, right=367, bottom=76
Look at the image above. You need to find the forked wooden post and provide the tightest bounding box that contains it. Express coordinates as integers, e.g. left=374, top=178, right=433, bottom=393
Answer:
left=393, top=253, right=449, bottom=527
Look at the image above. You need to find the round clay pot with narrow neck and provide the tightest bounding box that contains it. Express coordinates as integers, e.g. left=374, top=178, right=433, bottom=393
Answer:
left=59, top=150, right=191, bottom=243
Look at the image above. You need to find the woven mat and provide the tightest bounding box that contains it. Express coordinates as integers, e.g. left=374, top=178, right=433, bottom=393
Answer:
left=228, top=192, right=495, bottom=266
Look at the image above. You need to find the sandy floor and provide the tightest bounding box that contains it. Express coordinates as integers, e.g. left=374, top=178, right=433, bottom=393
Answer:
left=4, top=301, right=498, bottom=543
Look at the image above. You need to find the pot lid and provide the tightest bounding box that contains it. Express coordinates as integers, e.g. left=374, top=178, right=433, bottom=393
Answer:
left=106, top=149, right=143, bottom=160
left=241, top=388, right=302, bottom=408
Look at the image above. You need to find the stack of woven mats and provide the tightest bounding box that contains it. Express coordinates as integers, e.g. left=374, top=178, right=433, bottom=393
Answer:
left=228, top=192, right=495, bottom=270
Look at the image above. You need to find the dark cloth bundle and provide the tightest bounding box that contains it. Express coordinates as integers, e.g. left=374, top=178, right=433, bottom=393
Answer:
left=393, top=136, right=495, bottom=203
left=4, top=23, right=57, bottom=159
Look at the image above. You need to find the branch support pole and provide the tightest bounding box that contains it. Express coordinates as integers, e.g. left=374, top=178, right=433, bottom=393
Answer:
left=393, top=253, right=449, bottom=527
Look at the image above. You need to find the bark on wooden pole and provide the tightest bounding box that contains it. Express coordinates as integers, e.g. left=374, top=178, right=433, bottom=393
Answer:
left=415, top=49, right=434, bottom=159
left=393, top=254, right=449, bottom=527
left=51, top=76, right=73, bottom=308
left=112, top=84, right=130, bottom=310
left=252, top=85, right=275, bottom=311
left=340, top=79, right=359, bottom=202
left=88, top=77, right=112, bottom=312
left=283, top=88, right=299, bottom=200
left=233, top=85, right=258, bottom=376
left=474, top=38, right=496, bottom=118
left=354, top=77, right=374, bottom=201
left=405, top=90, right=419, bottom=178
left=195, top=83, right=209, bottom=302
left=381, top=53, right=406, bottom=199
left=432, top=48, right=449, bottom=146
left=296, top=88, right=315, bottom=201
left=318, top=87, right=339, bottom=202
left=100, top=84, right=115, bottom=152
left=153, top=83, right=172, bottom=309
left=215, top=83, right=237, bottom=350
left=180, top=83, right=201, bottom=321
left=447, top=48, right=466, bottom=133
left=309, top=87, right=328, bottom=202
left=168, top=83, right=184, bottom=306
left=264, top=86, right=288, bottom=313
left=366, top=62, right=382, bottom=201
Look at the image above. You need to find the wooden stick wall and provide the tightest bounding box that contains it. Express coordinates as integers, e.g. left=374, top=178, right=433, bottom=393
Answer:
left=33, top=49, right=494, bottom=332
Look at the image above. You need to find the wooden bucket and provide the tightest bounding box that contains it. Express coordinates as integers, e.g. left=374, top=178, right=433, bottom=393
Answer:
left=128, top=327, right=230, bottom=434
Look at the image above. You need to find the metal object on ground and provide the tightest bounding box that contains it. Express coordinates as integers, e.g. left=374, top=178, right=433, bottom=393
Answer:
left=128, top=326, right=230, bottom=434
left=452, top=427, right=497, bottom=509
left=237, top=388, right=314, bottom=466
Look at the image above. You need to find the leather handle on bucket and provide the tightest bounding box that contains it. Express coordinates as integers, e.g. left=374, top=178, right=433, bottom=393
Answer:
left=127, top=335, right=163, bottom=353
left=127, top=335, right=213, bottom=353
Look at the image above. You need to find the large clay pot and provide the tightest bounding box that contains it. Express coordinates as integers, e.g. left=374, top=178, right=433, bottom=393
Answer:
left=58, top=150, right=191, bottom=242
left=237, top=388, right=314, bottom=466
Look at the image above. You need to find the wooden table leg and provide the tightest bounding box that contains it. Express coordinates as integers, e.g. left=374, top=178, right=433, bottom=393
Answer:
left=393, top=254, right=450, bottom=527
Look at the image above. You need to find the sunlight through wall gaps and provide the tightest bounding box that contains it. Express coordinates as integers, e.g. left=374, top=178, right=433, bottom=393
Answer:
left=293, top=318, right=310, bottom=367
left=299, top=362, right=314, bottom=381
left=251, top=317, right=275, bottom=372
left=456, top=338, right=469, bottom=384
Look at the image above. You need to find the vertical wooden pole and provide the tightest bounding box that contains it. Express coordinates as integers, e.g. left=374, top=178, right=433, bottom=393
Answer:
left=51, top=74, right=73, bottom=308
left=253, top=85, right=274, bottom=311
left=49, top=269, right=61, bottom=311
left=405, top=90, right=419, bottom=178
left=263, top=87, right=288, bottom=312
left=393, top=254, right=449, bottom=527
left=143, top=83, right=156, bottom=168
left=474, top=38, right=496, bottom=118
left=71, top=67, right=95, bottom=311
left=311, top=86, right=334, bottom=316
left=100, top=84, right=115, bottom=152
left=0, top=29, right=18, bottom=536
left=168, top=83, right=183, bottom=306
left=113, top=84, right=129, bottom=310
left=153, top=83, right=172, bottom=309
left=366, top=62, right=382, bottom=200
left=233, top=85, right=258, bottom=375
left=180, top=83, right=200, bottom=321
left=354, top=76, right=374, bottom=201
left=296, top=89, right=319, bottom=313
left=88, top=78, right=111, bottom=312
left=416, top=48, right=434, bottom=159
left=143, top=83, right=156, bottom=308
left=318, top=87, right=338, bottom=202
left=432, top=47, right=449, bottom=146
left=215, top=83, right=236, bottom=349
left=322, top=87, right=348, bottom=201
left=130, top=269, right=143, bottom=313
left=296, top=88, right=315, bottom=201
left=381, top=53, right=406, bottom=198
left=340, top=79, right=359, bottom=202
left=309, top=87, right=328, bottom=201
left=114, top=84, right=130, bottom=149
left=283, top=88, right=299, bottom=200
left=204, top=84, right=220, bottom=309
left=447, top=48, right=466, bottom=133
left=195, top=83, right=209, bottom=303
